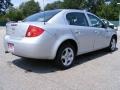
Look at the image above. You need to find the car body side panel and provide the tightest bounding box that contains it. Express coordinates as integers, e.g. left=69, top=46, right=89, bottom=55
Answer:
left=91, top=27, right=109, bottom=49
left=52, top=34, right=78, bottom=58
left=42, top=25, right=79, bottom=58
left=62, top=11, right=95, bottom=54
left=86, top=12, right=117, bottom=50
left=5, top=24, right=78, bottom=59
left=68, top=26, right=95, bottom=54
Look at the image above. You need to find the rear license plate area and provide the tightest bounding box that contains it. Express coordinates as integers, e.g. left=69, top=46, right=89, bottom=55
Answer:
left=8, top=43, right=14, bottom=53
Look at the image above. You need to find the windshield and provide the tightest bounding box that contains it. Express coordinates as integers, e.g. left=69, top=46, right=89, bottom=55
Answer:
left=23, top=10, right=62, bottom=22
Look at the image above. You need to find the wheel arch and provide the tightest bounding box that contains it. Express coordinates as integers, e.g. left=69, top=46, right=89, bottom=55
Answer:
left=57, top=39, right=78, bottom=54
left=52, top=36, right=78, bottom=59
left=112, top=34, right=117, bottom=43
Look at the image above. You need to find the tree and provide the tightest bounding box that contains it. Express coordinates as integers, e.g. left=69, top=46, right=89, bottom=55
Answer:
left=87, top=0, right=105, bottom=13
left=86, top=0, right=120, bottom=20
left=45, top=1, right=62, bottom=10
left=0, top=0, right=12, bottom=14
left=5, top=6, right=24, bottom=21
left=20, top=0, right=41, bottom=17
left=0, top=0, right=119, bottom=23
left=1, top=0, right=41, bottom=22
left=62, top=0, right=87, bottom=9
left=108, top=0, right=120, bottom=20
left=44, top=0, right=119, bottom=21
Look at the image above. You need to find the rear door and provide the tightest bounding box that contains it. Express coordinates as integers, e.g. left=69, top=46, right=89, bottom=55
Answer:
left=66, top=12, right=95, bottom=54
left=87, top=13, right=109, bottom=50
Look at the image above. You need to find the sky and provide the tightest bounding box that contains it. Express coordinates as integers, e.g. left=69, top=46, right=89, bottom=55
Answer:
left=11, top=0, right=61, bottom=9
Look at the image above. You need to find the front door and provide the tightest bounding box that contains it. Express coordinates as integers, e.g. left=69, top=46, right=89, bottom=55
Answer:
left=87, top=14, right=108, bottom=50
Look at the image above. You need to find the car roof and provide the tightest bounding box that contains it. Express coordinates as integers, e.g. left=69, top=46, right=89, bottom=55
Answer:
left=61, top=9, right=87, bottom=12
left=44, top=9, right=88, bottom=13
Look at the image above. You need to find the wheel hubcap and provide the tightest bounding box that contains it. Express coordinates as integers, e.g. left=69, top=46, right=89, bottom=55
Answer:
left=61, top=47, right=74, bottom=66
left=111, top=39, right=116, bottom=51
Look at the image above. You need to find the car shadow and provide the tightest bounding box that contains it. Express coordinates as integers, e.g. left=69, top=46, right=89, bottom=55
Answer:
left=74, top=48, right=118, bottom=66
left=12, top=48, right=118, bottom=74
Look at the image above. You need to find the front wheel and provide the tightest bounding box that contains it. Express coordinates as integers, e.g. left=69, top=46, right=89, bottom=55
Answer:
left=55, top=43, right=76, bottom=69
left=108, top=37, right=117, bottom=52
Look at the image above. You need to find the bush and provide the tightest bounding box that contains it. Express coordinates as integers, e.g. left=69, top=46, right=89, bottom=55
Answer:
left=0, top=16, right=7, bottom=26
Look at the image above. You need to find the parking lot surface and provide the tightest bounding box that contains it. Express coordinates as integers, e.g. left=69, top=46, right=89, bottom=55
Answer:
left=0, top=27, right=120, bottom=90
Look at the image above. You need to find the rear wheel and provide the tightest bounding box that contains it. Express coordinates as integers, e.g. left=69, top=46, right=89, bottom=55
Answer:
left=108, top=37, right=117, bottom=52
left=55, top=43, right=76, bottom=69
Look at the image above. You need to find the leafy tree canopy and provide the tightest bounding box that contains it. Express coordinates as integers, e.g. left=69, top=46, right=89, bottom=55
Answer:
left=5, top=6, right=24, bottom=21
left=0, top=0, right=12, bottom=14
left=0, top=0, right=119, bottom=23
left=62, top=0, right=87, bottom=9
left=44, top=0, right=119, bottom=20
left=45, top=1, right=62, bottom=10
left=19, top=0, right=41, bottom=17
left=1, top=0, right=41, bottom=21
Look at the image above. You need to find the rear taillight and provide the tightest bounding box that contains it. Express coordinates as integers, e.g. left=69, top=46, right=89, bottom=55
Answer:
left=26, top=25, right=44, bottom=37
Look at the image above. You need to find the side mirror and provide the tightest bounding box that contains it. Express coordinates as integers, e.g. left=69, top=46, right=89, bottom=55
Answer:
left=108, top=25, right=114, bottom=29
left=101, top=20, right=109, bottom=28
left=103, top=23, right=108, bottom=28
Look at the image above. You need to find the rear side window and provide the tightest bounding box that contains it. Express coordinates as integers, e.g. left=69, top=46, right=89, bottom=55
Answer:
left=66, top=12, right=88, bottom=26
left=23, top=10, right=61, bottom=22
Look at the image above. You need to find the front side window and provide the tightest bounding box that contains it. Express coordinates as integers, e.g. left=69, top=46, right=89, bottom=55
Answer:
left=88, top=14, right=104, bottom=28
left=66, top=12, right=89, bottom=26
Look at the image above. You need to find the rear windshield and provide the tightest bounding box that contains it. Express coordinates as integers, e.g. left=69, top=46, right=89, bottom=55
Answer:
left=23, top=10, right=61, bottom=22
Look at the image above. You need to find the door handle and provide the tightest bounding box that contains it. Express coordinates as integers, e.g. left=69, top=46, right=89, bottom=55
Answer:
left=94, top=31, right=98, bottom=33
left=94, top=31, right=99, bottom=34
left=75, top=31, right=81, bottom=34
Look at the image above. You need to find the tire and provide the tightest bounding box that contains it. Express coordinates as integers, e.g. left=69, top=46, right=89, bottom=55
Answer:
left=55, top=43, right=76, bottom=69
left=108, top=37, right=117, bottom=52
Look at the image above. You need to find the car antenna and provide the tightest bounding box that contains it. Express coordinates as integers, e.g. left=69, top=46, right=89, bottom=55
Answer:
left=43, top=0, right=45, bottom=25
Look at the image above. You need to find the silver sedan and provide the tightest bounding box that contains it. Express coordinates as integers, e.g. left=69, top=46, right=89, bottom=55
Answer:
left=4, top=9, right=117, bottom=69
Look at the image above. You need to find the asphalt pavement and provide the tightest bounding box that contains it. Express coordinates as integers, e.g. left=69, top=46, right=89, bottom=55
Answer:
left=0, top=27, right=120, bottom=90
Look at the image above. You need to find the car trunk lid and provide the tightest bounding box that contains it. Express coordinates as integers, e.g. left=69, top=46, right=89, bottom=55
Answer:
left=6, top=22, right=45, bottom=38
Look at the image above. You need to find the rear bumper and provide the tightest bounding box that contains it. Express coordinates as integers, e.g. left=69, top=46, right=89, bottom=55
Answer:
left=4, top=33, right=56, bottom=60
